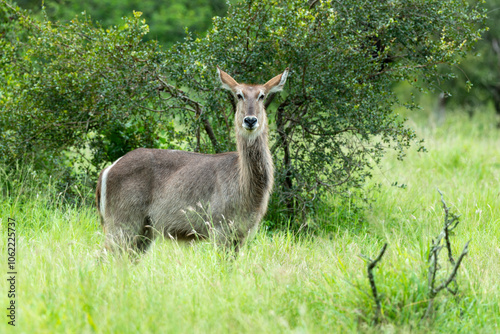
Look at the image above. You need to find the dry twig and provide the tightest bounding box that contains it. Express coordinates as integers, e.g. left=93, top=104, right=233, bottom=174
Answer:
left=424, top=190, right=470, bottom=318
left=360, top=243, right=388, bottom=325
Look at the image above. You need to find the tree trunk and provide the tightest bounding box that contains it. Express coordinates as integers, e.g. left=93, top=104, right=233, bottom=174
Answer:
left=276, top=101, right=295, bottom=216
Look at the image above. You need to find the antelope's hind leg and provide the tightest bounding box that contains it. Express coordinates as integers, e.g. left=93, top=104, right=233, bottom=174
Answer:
left=132, top=217, right=155, bottom=253
left=210, top=223, right=244, bottom=255
left=103, top=213, right=155, bottom=255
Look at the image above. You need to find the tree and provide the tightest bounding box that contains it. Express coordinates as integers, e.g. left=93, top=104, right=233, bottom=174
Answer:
left=0, top=0, right=486, bottom=225
left=1, top=4, right=177, bottom=175
left=163, top=0, right=485, bottom=222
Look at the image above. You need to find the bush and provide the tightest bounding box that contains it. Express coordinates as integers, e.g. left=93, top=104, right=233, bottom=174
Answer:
left=0, top=0, right=486, bottom=226
left=1, top=5, right=179, bottom=169
left=163, top=0, right=485, bottom=224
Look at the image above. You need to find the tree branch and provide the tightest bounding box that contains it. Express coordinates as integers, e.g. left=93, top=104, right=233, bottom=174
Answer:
left=361, top=243, right=388, bottom=325
left=432, top=241, right=470, bottom=296
left=157, top=76, right=220, bottom=152
left=424, top=189, right=470, bottom=319
left=438, top=189, right=460, bottom=266
left=265, top=92, right=277, bottom=110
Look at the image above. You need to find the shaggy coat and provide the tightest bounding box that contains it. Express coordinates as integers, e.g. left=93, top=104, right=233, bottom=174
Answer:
left=96, top=67, right=288, bottom=252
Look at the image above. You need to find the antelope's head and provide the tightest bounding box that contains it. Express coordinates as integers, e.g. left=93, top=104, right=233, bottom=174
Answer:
left=217, top=67, right=289, bottom=140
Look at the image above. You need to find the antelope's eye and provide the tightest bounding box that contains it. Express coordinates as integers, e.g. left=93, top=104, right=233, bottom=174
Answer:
left=258, top=93, right=265, bottom=101
left=236, top=93, right=244, bottom=100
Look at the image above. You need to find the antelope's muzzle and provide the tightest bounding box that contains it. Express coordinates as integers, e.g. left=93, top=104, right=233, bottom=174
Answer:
left=243, top=116, right=258, bottom=131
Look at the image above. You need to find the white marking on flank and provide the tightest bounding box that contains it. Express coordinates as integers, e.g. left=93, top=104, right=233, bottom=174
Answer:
left=100, top=157, right=122, bottom=218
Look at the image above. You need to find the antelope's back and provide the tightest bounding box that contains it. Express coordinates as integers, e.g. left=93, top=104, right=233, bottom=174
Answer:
left=102, top=148, right=241, bottom=230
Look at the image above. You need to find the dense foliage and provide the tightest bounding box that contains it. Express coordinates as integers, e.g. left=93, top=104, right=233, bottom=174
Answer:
left=0, top=0, right=486, bottom=225
left=163, top=0, right=486, bottom=221
left=16, top=0, right=230, bottom=47
left=1, top=6, right=174, bottom=180
left=440, top=0, right=500, bottom=115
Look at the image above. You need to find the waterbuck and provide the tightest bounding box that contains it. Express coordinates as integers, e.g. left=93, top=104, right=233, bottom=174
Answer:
left=96, top=67, right=289, bottom=253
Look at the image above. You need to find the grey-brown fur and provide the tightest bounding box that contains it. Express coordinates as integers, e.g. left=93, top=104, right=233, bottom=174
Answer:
left=96, top=67, right=288, bottom=253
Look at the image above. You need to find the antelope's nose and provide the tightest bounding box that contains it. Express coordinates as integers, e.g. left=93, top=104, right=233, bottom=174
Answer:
left=243, top=116, right=258, bottom=129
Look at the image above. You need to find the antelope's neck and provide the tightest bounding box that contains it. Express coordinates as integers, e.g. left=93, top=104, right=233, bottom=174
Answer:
left=237, top=130, right=274, bottom=207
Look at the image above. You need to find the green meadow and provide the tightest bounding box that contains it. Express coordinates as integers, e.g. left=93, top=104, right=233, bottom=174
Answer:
left=1, top=108, right=499, bottom=333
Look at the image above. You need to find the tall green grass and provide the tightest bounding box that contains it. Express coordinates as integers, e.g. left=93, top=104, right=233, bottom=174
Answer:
left=1, top=109, right=499, bottom=333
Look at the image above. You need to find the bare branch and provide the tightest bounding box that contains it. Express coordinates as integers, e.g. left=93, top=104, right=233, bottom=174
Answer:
left=437, top=189, right=460, bottom=265
left=195, top=126, right=201, bottom=153
left=157, top=76, right=220, bottom=152
left=361, top=243, right=388, bottom=325
left=308, top=0, right=320, bottom=9
left=424, top=190, right=470, bottom=319
left=432, top=241, right=470, bottom=296
left=202, top=116, right=220, bottom=153
left=264, top=92, right=277, bottom=109
left=156, top=76, right=203, bottom=113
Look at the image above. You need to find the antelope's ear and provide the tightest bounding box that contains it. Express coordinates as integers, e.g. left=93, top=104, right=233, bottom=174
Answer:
left=263, top=68, right=289, bottom=93
left=217, top=66, right=239, bottom=91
